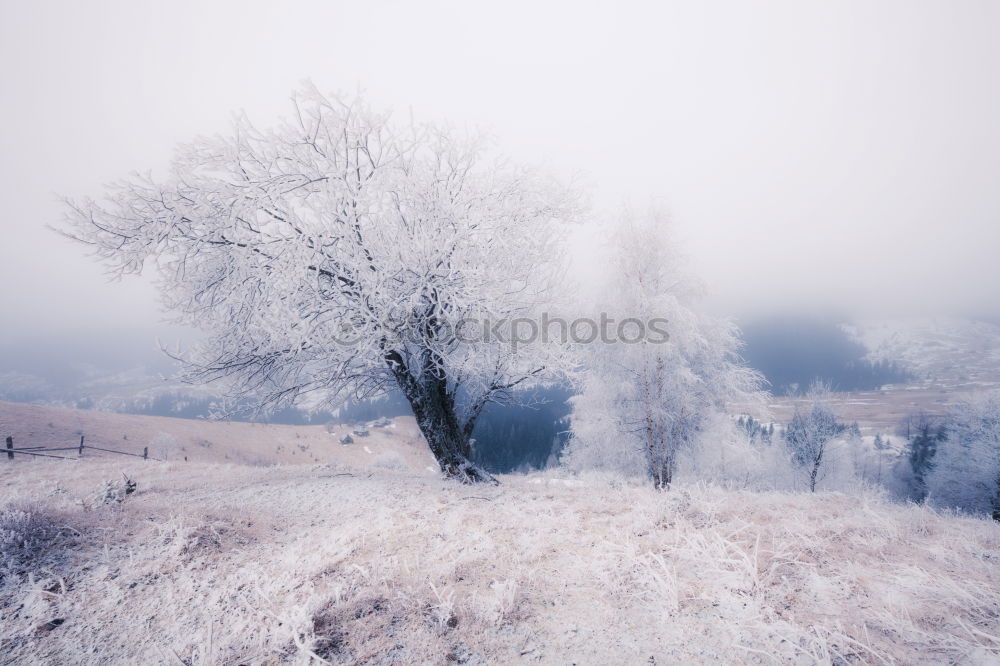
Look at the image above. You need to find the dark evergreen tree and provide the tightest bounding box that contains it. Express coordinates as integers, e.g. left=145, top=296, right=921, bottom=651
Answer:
left=907, top=413, right=947, bottom=501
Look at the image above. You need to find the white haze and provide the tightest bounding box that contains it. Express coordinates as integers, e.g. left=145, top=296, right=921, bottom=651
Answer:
left=1, top=0, right=999, bottom=345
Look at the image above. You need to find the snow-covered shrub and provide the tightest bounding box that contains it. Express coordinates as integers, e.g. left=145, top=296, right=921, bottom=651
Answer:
left=812, top=436, right=869, bottom=493
left=93, top=475, right=137, bottom=505
left=481, top=578, right=524, bottom=626
left=156, top=515, right=254, bottom=563
left=926, top=391, right=1000, bottom=518
left=676, top=413, right=797, bottom=490
left=561, top=390, right=646, bottom=478
left=0, top=502, right=72, bottom=575
left=832, top=433, right=904, bottom=496
left=371, top=451, right=408, bottom=472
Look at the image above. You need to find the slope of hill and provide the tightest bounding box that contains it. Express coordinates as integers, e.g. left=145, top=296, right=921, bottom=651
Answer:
left=1, top=460, right=998, bottom=664
left=843, top=317, right=1000, bottom=392
left=0, top=400, right=436, bottom=472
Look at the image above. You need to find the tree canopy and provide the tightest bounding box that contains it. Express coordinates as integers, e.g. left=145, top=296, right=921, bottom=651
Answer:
left=63, top=85, right=577, bottom=482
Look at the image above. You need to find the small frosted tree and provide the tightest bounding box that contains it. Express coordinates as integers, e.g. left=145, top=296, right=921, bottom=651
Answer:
left=150, top=432, right=178, bottom=461
left=61, top=85, right=576, bottom=483
left=926, top=391, right=1000, bottom=519
left=783, top=382, right=841, bottom=492
left=563, top=211, right=763, bottom=489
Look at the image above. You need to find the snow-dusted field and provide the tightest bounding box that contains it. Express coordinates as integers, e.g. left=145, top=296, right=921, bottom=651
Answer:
left=766, top=387, right=956, bottom=434
left=2, top=457, right=998, bottom=665
left=0, top=400, right=436, bottom=471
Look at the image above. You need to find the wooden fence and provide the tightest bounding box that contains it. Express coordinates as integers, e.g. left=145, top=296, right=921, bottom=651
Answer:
left=4, top=435, right=160, bottom=462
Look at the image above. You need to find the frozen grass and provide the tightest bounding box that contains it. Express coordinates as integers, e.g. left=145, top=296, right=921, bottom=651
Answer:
left=0, top=460, right=998, bottom=664
left=0, top=501, right=77, bottom=579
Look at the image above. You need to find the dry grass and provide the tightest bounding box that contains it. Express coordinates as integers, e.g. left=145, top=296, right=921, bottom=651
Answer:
left=0, top=459, right=998, bottom=665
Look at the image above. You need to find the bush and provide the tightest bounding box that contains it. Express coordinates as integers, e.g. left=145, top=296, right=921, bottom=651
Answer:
left=93, top=475, right=137, bottom=505
left=0, top=502, right=73, bottom=575
left=371, top=451, right=408, bottom=471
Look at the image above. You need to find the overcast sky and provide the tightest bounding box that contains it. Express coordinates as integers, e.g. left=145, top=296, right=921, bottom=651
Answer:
left=1, top=0, right=998, bottom=345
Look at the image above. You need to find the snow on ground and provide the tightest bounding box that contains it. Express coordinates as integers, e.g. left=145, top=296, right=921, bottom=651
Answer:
left=2, top=458, right=998, bottom=665
left=766, top=387, right=955, bottom=435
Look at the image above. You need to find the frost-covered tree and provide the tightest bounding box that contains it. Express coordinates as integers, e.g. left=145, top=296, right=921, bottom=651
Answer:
left=562, top=211, right=763, bottom=489
left=737, top=415, right=773, bottom=444
left=61, top=85, right=577, bottom=483
left=783, top=382, right=842, bottom=492
left=926, top=391, right=1000, bottom=519
left=150, top=432, right=178, bottom=461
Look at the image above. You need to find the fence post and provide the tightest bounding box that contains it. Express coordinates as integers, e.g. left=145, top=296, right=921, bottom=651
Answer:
left=79, top=435, right=85, bottom=456
left=5, top=436, right=12, bottom=460
left=143, top=446, right=148, bottom=460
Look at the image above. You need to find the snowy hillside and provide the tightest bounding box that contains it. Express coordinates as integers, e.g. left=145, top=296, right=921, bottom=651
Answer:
left=1, top=460, right=998, bottom=664
left=0, top=364, right=196, bottom=413
left=842, top=317, right=1000, bottom=391
left=0, top=400, right=436, bottom=470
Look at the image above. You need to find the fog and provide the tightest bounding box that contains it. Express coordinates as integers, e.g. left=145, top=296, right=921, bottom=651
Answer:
left=2, top=0, right=999, bottom=347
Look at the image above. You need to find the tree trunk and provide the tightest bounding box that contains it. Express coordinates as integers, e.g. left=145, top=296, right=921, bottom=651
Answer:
left=387, top=352, right=498, bottom=485
left=653, top=463, right=672, bottom=491
left=651, top=451, right=673, bottom=490
left=414, top=391, right=497, bottom=484
left=809, top=459, right=821, bottom=492
left=808, top=445, right=825, bottom=492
